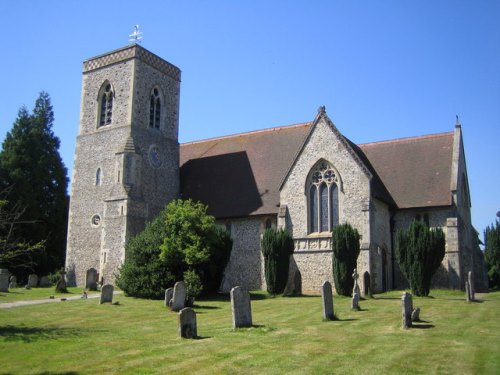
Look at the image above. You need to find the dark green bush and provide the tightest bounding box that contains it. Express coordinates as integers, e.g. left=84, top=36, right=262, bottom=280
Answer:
left=484, top=220, right=500, bottom=288
left=332, top=223, right=360, bottom=296
left=261, top=228, right=294, bottom=295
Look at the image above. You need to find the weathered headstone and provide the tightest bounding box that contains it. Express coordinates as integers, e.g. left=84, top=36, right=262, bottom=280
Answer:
left=9, top=275, right=17, bottom=289
left=468, top=271, right=475, bottom=301
left=230, top=286, right=253, bottom=328
left=28, top=274, right=38, bottom=288
left=55, top=269, right=68, bottom=293
left=351, top=292, right=360, bottom=311
left=352, top=268, right=360, bottom=297
left=283, top=269, right=302, bottom=297
left=465, top=281, right=471, bottom=302
left=85, top=268, right=98, bottom=290
left=0, top=269, right=10, bottom=292
left=171, top=281, right=186, bottom=312
left=321, top=281, right=335, bottom=321
left=402, top=292, right=413, bottom=329
left=363, top=271, right=371, bottom=297
left=164, top=287, right=174, bottom=308
left=411, top=307, right=420, bottom=322
left=178, top=307, right=197, bottom=339
left=100, top=284, right=114, bottom=304
left=39, top=276, right=51, bottom=287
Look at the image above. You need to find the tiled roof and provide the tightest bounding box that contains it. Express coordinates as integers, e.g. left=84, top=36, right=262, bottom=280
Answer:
left=180, top=122, right=455, bottom=218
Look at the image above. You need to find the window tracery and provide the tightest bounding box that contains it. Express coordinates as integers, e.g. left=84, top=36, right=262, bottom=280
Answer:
left=98, top=82, right=113, bottom=127
left=308, top=161, right=339, bottom=233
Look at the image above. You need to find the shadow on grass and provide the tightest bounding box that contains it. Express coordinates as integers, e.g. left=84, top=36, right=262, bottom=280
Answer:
left=411, top=323, right=434, bottom=329
left=0, top=325, right=85, bottom=343
left=35, top=372, right=79, bottom=375
left=193, top=304, right=221, bottom=310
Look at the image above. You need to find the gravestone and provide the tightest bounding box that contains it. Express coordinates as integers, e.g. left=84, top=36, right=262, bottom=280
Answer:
left=164, top=287, right=174, bottom=308
left=28, top=274, right=38, bottom=288
left=55, top=269, right=68, bottom=293
left=178, top=307, right=197, bottom=339
left=402, top=292, right=413, bottom=329
left=9, top=275, right=17, bottom=289
left=0, top=269, right=10, bottom=292
left=321, top=281, right=335, bottom=321
left=100, top=284, right=114, bottom=304
left=352, top=268, right=360, bottom=297
left=465, top=281, right=471, bottom=303
left=39, top=276, right=51, bottom=287
left=283, top=269, right=302, bottom=297
left=351, top=292, right=360, bottom=311
left=411, top=307, right=420, bottom=322
left=363, top=271, right=371, bottom=297
left=468, top=271, right=475, bottom=301
left=85, top=268, right=98, bottom=290
left=171, top=281, right=186, bottom=312
left=230, top=286, right=253, bottom=328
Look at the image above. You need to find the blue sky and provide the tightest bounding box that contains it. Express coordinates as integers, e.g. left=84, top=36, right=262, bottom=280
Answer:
left=1, top=1, right=499, bottom=238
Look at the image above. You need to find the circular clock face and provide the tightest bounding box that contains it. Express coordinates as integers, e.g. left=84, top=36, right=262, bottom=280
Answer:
left=148, top=146, right=162, bottom=168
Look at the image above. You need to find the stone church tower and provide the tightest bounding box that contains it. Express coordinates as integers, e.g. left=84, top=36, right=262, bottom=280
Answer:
left=65, top=45, right=181, bottom=286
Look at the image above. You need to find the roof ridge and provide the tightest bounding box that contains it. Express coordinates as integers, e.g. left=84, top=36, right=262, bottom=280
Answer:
left=358, top=130, right=454, bottom=147
left=180, top=121, right=312, bottom=146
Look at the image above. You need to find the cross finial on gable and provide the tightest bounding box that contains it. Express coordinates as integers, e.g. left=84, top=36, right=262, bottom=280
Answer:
left=455, top=115, right=461, bottom=127
left=318, top=106, right=326, bottom=115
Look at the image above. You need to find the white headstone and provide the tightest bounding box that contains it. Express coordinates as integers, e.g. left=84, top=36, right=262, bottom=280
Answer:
left=351, top=292, right=360, bottom=310
left=321, top=281, right=335, bottom=320
left=28, top=274, right=38, bottom=288
left=171, top=281, right=186, bottom=312
left=468, top=271, right=475, bottom=301
left=230, top=286, right=253, bottom=328
left=9, top=275, right=17, bottom=289
left=165, top=287, right=174, bottom=308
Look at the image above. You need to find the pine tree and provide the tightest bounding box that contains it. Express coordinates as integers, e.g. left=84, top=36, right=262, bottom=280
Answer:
left=261, top=228, right=294, bottom=295
left=484, top=220, right=500, bottom=288
left=332, top=223, right=360, bottom=296
left=395, top=220, right=445, bottom=296
left=0, top=92, right=68, bottom=278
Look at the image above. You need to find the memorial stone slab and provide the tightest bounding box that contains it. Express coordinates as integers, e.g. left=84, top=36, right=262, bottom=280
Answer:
left=351, top=292, right=360, bottom=311
left=402, top=292, right=413, bottom=329
left=0, top=269, right=10, bottom=292
left=468, top=271, right=475, bottom=301
left=321, top=281, right=335, bottom=321
left=231, top=286, right=253, bottom=328
left=165, top=287, right=174, bottom=308
left=28, top=274, right=38, bottom=288
left=171, top=281, right=186, bottom=312
left=178, top=307, right=197, bottom=339
left=411, top=307, right=420, bottom=322
left=465, top=281, right=471, bottom=302
left=352, top=269, right=360, bottom=297
left=39, top=276, right=51, bottom=287
left=100, top=284, right=114, bottom=304
left=85, top=268, right=98, bottom=290
left=9, top=275, right=17, bottom=289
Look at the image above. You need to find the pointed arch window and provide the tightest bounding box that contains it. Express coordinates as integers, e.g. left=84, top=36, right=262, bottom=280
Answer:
left=95, top=168, right=102, bottom=186
left=149, top=87, right=162, bottom=129
left=98, top=82, right=113, bottom=127
left=308, top=160, right=340, bottom=233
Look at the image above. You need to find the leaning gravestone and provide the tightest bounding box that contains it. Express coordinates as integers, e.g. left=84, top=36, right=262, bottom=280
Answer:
left=28, top=274, right=39, bottom=288
left=0, top=269, right=10, bottom=292
left=351, top=292, right=360, bottom=311
left=171, top=281, right=186, bottom=312
left=178, top=307, right=197, bottom=339
left=283, top=269, right=302, bottom=297
left=321, top=281, right=335, bottom=321
left=9, top=275, right=17, bottom=289
left=468, top=271, right=475, bottom=301
left=231, top=286, right=253, bottom=328
left=39, top=276, right=51, bottom=287
left=85, top=268, right=98, bottom=290
left=100, top=284, right=114, bottom=304
left=402, top=292, right=413, bottom=329
left=164, top=287, right=174, bottom=308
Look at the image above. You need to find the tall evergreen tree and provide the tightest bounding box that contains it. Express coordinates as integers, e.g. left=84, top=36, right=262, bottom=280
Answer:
left=0, top=92, right=68, bottom=278
left=332, top=223, right=360, bottom=296
left=484, top=220, right=500, bottom=288
left=261, top=228, right=295, bottom=295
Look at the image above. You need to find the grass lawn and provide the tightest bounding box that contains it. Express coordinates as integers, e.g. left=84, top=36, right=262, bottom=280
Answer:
left=0, top=289, right=499, bottom=374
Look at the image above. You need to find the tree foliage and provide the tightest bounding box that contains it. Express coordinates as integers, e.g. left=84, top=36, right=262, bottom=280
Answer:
left=117, top=199, right=232, bottom=299
left=0, top=92, right=68, bottom=277
left=484, top=220, right=500, bottom=288
left=261, top=228, right=294, bottom=295
left=332, top=223, right=361, bottom=296
left=395, top=220, right=445, bottom=296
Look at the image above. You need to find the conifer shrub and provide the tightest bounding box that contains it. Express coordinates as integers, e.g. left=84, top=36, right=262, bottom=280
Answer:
left=484, top=220, right=500, bottom=288
left=332, top=223, right=360, bottom=296
left=261, top=228, right=294, bottom=295
left=395, top=219, right=445, bottom=296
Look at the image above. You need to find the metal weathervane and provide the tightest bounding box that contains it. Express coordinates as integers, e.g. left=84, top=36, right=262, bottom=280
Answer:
left=129, top=25, right=143, bottom=43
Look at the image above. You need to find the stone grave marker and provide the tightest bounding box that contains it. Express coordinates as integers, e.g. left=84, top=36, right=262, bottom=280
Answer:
left=171, top=281, right=186, bottom=312
left=100, top=284, right=114, bottom=304
left=321, top=281, right=335, bottom=321
left=411, top=307, right=420, bottom=322
left=283, top=269, right=302, bottom=297
left=9, top=275, right=17, bottom=289
left=85, top=268, right=98, bottom=290
left=0, top=269, right=10, bottom=292
left=178, top=307, right=197, bottom=339
left=164, top=287, right=174, bottom=308
left=352, top=268, right=360, bottom=297
left=231, top=286, right=253, bottom=328
left=468, top=271, right=475, bottom=301
left=465, top=281, right=471, bottom=302
left=39, top=276, right=51, bottom=287
left=28, top=274, right=38, bottom=288
left=402, top=292, right=413, bottom=329
left=351, top=291, right=360, bottom=311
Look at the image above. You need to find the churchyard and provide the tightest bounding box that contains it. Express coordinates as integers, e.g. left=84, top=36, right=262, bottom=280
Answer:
left=0, top=288, right=499, bottom=374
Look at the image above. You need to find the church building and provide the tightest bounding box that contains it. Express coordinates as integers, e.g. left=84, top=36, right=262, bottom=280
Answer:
left=65, top=44, right=486, bottom=293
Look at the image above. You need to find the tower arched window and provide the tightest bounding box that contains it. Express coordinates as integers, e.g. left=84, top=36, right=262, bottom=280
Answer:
left=149, top=87, right=162, bottom=129
left=307, top=160, right=340, bottom=233
left=98, top=82, right=113, bottom=127
left=95, top=168, right=102, bottom=186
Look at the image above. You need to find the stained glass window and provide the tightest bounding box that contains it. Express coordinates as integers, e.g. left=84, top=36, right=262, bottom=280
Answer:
left=309, top=185, right=318, bottom=233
